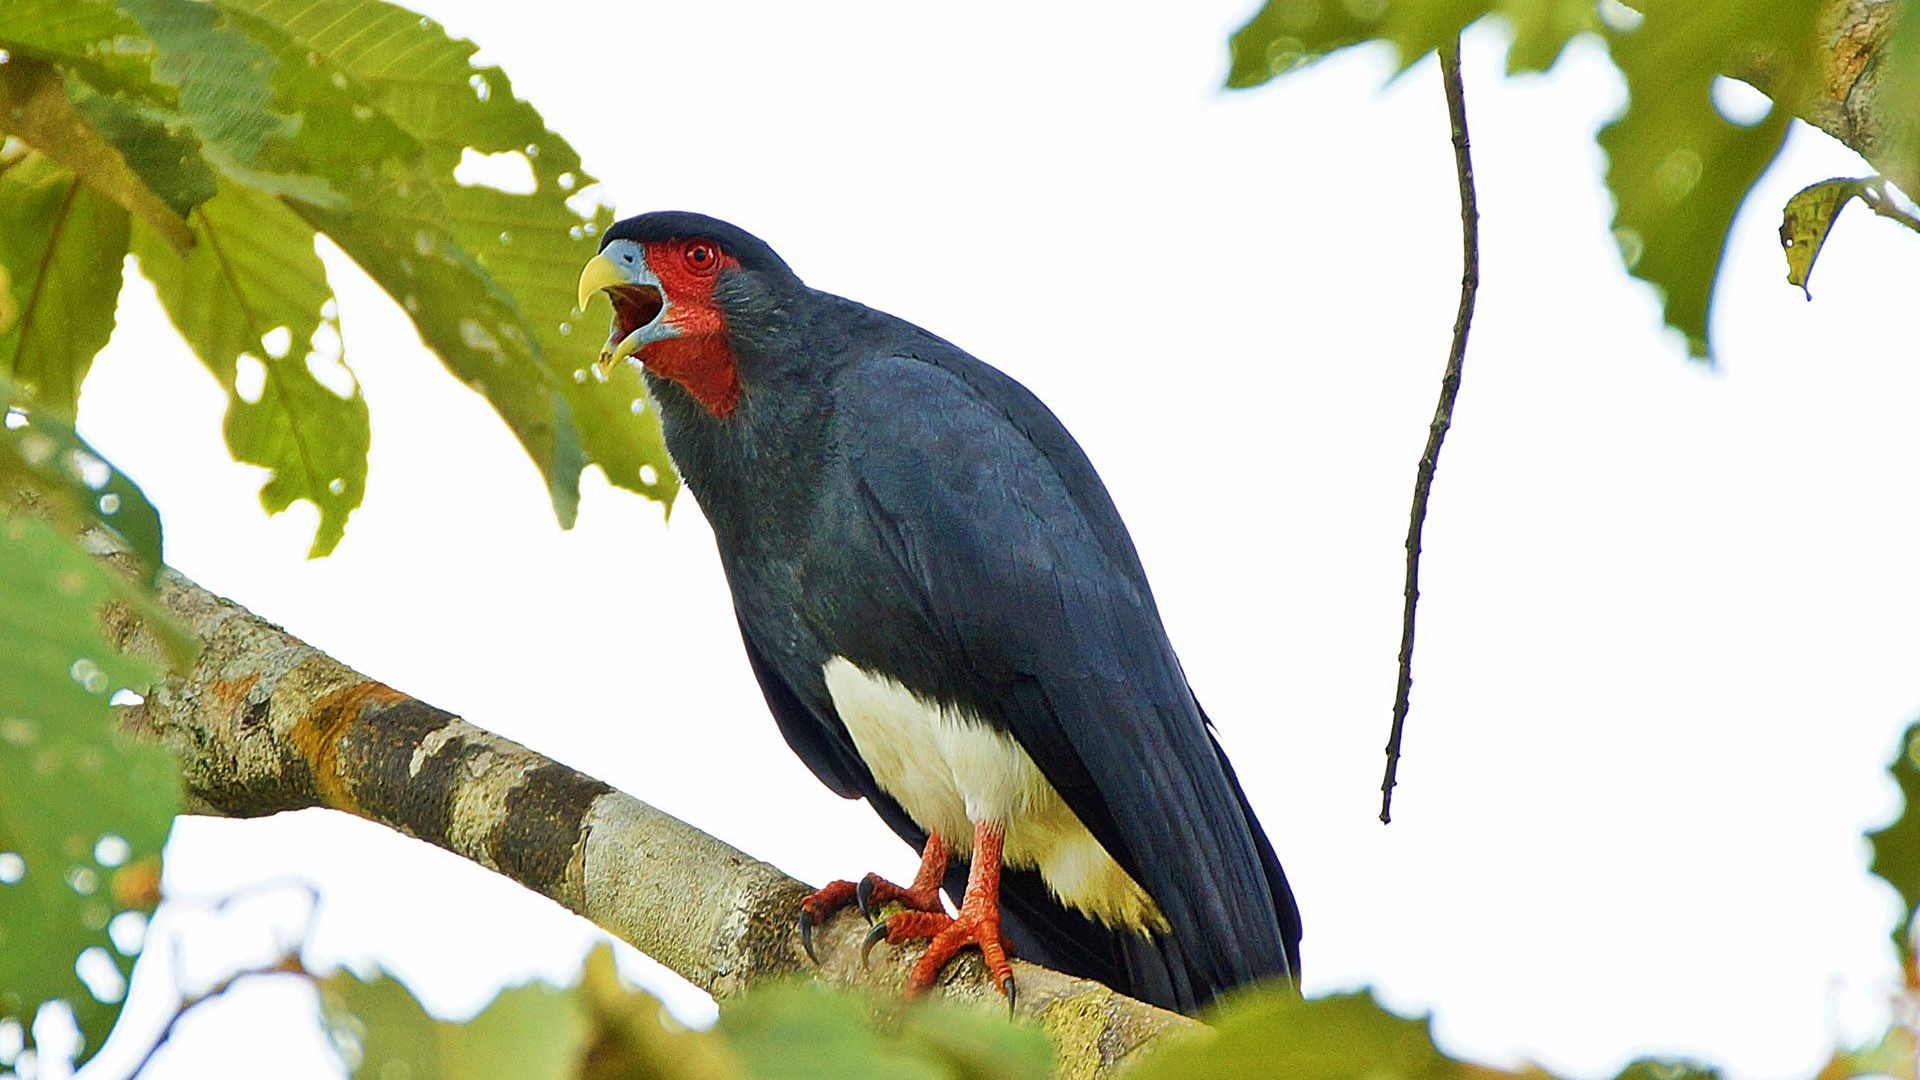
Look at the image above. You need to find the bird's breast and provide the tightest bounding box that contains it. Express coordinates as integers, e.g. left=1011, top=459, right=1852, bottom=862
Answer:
left=822, top=657, right=1167, bottom=933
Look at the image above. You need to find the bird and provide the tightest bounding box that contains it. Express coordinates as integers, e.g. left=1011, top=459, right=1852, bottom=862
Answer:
left=576, top=211, right=1301, bottom=1014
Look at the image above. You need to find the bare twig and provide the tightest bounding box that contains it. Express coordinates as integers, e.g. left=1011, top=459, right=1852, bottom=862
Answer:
left=1381, top=37, right=1480, bottom=825
left=126, top=953, right=310, bottom=1079
left=1861, top=178, right=1920, bottom=235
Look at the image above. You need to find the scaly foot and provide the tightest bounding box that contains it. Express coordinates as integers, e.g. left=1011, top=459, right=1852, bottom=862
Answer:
left=796, top=833, right=949, bottom=962
left=860, top=822, right=1015, bottom=1007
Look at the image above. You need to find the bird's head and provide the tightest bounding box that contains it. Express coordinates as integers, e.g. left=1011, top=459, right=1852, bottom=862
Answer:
left=576, top=212, right=799, bottom=419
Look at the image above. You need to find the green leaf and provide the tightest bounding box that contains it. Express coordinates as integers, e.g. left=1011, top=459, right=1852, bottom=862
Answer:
left=131, top=179, right=368, bottom=557
left=1611, top=1060, right=1723, bottom=1080
left=323, top=967, right=590, bottom=1080
left=1815, top=1026, right=1919, bottom=1080
left=1879, top=0, right=1920, bottom=196
left=0, top=56, right=194, bottom=251
left=106, top=0, right=296, bottom=178
left=0, top=153, right=130, bottom=416
left=1131, top=988, right=1462, bottom=1080
left=575, top=945, right=740, bottom=1080
left=1598, top=1, right=1814, bottom=360
left=1, top=377, right=165, bottom=582
left=0, top=512, right=179, bottom=1070
left=1868, top=722, right=1920, bottom=951
left=721, top=982, right=944, bottom=1080
left=212, top=0, right=678, bottom=517
left=1779, top=177, right=1873, bottom=298
left=720, top=980, right=1049, bottom=1080
left=0, top=0, right=163, bottom=106
left=1225, top=0, right=1594, bottom=88
left=68, top=81, right=221, bottom=222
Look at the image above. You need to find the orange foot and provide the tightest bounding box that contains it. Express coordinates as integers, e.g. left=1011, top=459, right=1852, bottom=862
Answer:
left=797, top=833, right=949, bottom=962
left=861, top=821, right=1015, bottom=1008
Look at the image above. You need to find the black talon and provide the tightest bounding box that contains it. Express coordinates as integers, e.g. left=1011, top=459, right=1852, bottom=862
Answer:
left=798, top=911, right=818, bottom=964
left=855, top=875, right=877, bottom=923
left=1004, top=973, right=1017, bottom=1017
left=861, top=922, right=890, bottom=968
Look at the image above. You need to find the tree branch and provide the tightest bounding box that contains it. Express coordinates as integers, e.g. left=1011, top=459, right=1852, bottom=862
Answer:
left=101, top=561, right=1198, bottom=1077
left=1380, top=37, right=1480, bottom=826
left=1741, top=0, right=1915, bottom=194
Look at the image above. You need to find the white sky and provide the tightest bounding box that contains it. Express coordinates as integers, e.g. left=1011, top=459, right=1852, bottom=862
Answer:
left=44, top=1, right=1920, bottom=1077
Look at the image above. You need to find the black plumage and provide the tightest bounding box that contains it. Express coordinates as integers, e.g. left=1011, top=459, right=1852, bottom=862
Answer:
left=595, top=212, right=1301, bottom=1012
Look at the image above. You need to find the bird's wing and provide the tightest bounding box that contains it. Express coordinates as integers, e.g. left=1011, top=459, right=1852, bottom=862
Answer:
left=828, top=351, right=1297, bottom=997
left=735, top=616, right=870, bottom=800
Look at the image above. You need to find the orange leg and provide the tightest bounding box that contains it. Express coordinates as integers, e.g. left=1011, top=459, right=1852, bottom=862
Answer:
left=862, top=821, right=1015, bottom=1005
left=797, top=833, right=949, bottom=961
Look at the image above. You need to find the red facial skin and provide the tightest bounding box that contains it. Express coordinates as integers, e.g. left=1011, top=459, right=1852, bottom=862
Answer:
left=639, top=239, right=743, bottom=418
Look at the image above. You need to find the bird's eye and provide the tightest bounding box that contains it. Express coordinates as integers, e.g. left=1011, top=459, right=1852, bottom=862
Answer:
left=683, top=242, right=719, bottom=274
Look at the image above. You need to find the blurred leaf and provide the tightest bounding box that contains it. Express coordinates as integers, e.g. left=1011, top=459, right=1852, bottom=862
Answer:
left=323, top=968, right=589, bottom=1080
left=1779, top=177, right=1872, bottom=298
left=1227, top=0, right=1849, bottom=362
left=1815, top=1026, right=1919, bottom=1080
left=0, top=56, right=193, bottom=251
left=0, top=153, right=130, bottom=416
left=1869, top=722, right=1920, bottom=951
left=721, top=982, right=945, bottom=1080
left=719, top=980, right=1049, bottom=1080
left=68, top=82, right=221, bottom=221
left=1, top=378, right=165, bottom=583
left=0, top=0, right=162, bottom=105
left=131, top=179, right=368, bottom=557
left=1880, top=0, right=1920, bottom=195
left=886, top=995, right=1052, bottom=1080
left=1132, top=988, right=1467, bottom=1080
left=213, top=0, right=679, bottom=520
left=577, top=945, right=740, bottom=1080
left=1225, top=0, right=1595, bottom=87
left=1610, top=1061, right=1722, bottom=1080
left=325, top=946, right=749, bottom=1080
left=0, top=512, right=180, bottom=1070
left=1599, top=2, right=1815, bottom=360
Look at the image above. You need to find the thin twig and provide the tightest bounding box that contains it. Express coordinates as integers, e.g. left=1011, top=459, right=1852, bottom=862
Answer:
left=1861, top=179, right=1920, bottom=235
left=1380, top=37, right=1480, bottom=825
left=127, top=880, right=321, bottom=1078
left=126, top=953, right=309, bottom=1079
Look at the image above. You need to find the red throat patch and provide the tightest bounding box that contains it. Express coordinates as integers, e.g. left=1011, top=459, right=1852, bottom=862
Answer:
left=641, top=240, right=743, bottom=418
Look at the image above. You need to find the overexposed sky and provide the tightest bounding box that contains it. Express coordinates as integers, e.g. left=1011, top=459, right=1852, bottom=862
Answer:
left=52, top=1, right=1920, bottom=1076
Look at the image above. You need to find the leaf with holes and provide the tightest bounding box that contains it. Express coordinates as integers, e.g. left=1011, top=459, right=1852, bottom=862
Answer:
left=0, top=56, right=194, bottom=252
left=0, top=153, right=130, bottom=416
left=212, top=0, right=679, bottom=518
left=0, top=513, right=179, bottom=1071
left=1779, top=177, right=1873, bottom=298
left=131, top=179, right=368, bottom=557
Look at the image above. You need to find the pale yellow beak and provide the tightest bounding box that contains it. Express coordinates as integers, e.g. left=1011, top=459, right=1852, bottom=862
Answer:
left=576, top=240, right=672, bottom=370
left=576, top=252, right=627, bottom=314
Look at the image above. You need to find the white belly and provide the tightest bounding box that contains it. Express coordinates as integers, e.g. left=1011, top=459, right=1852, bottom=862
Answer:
left=822, top=656, right=1167, bottom=933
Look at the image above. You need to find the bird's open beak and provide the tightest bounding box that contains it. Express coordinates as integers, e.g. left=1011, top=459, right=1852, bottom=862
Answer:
left=577, top=239, right=677, bottom=372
